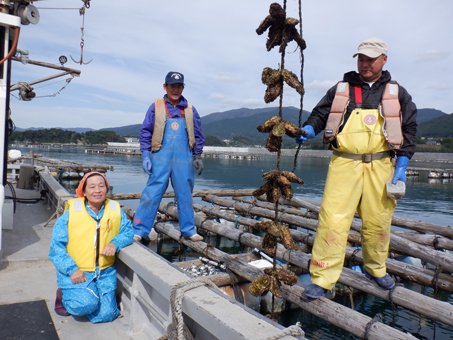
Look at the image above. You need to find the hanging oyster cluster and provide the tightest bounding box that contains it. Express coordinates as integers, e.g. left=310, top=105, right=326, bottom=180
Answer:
left=262, top=68, right=304, bottom=103
left=253, top=169, right=304, bottom=202
left=257, top=116, right=304, bottom=152
left=249, top=1, right=306, bottom=304
left=253, top=220, right=299, bottom=257
left=249, top=267, right=298, bottom=298
left=256, top=2, right=306, bottom=53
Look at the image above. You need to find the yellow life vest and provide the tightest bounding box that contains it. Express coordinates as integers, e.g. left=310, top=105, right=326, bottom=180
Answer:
left=65, top=197, right=121, bottom=271
left=151, top=98, right=196, bottom=151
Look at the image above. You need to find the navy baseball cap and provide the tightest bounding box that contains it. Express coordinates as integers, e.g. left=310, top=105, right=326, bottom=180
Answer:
left=165, top=72, right=184, bottom=85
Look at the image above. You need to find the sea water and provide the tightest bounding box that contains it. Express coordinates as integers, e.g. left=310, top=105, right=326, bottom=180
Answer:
left=12, top=146, right=453, bottom=339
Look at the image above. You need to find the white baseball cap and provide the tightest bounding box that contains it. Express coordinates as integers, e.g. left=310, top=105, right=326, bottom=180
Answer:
left=353, top=38, right=387, bottom=58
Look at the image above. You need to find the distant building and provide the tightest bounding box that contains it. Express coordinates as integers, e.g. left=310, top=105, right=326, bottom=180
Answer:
left=126, top=137, right=139, bottom=143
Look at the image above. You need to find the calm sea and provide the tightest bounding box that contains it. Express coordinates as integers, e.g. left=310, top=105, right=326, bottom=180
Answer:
left=12, top=145, right=453, bottom=339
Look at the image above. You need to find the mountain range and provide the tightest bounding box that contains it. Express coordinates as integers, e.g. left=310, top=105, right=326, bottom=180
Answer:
left=17, top=107, right=452, bottom=140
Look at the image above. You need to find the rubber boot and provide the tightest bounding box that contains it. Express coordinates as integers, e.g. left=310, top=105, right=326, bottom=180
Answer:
left=55, top=288, right=70, bottom=316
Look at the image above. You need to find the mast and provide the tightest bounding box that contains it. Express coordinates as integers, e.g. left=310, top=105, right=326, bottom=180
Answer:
left=0, top=0, right=38, bottom=258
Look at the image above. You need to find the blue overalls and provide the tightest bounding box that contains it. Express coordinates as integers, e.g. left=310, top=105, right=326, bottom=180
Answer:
left=133, top=108, right=196, bottom=238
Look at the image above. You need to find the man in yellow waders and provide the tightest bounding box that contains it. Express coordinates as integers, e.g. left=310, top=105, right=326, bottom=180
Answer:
left=296, top=38, right=417, bottom=298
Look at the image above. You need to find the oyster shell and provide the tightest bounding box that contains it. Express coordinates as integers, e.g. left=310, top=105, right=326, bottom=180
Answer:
left=265, top=134, right=282, bottom=152
left=282, top=120, right=304, bottom=138
left=282, top=69, right=305, bottom=96
left=257, top=116, right=282, bottom=133
left=281, top=171, right=304, bottom=185
left=269, top=276, right=282, bottom=298
left=264, top=268, right=298, bottom=286
left=279, top=224, right=298, bottom=250
left=262, top=169, right=281, bottom=181
left=253, top=181, right=273, bottom=197
left=271, top=122, right=286, bottom=137
left=249, top=275, right=271, bottom=296
left=281, top=185, right=293, bottom=200
left=262, top=233, right=277, bottom=257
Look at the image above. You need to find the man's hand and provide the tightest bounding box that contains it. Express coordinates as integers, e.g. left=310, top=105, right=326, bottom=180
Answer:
left=295, top=125, right=315, bottom=144
left=392, top=156, right=409, bottom=184
left=70, top=269, right=88, bottom=284
left=100, top=243, right=117, bottom=257
left=193, top=154, right=203, bottom=175
left=142, top=151, right=152, bottom=175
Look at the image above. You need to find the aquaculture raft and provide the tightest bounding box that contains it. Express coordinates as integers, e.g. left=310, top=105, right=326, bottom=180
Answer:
left=106, top=188, right=453, bottom=340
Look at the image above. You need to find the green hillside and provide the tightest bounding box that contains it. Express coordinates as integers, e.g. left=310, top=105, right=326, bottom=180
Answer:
left=417, top=113, right=453, bottom=138
left=44, top=106, right=450, bottom=142
left=202, top=107, right=310, bottom=143
left=417, top=108, right=446, bottom=123
left=99, top=124, right=142, bottom=137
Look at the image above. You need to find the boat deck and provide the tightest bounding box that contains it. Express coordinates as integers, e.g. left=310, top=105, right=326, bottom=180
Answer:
left=1, top=184, right=302, bottom=340
left=0, top=187, right=137, bottom=340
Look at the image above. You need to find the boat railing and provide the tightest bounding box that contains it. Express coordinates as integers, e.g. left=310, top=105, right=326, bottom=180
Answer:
left=36, top=168, right=303, bottom=340
left=116, top=243, right=302, bottom=339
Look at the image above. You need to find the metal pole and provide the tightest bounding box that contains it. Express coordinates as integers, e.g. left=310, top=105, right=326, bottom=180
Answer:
left=0, top=24, right=7, bottom=258
left=0, top=10, right=20, bottom=259
left=10, top=71, right=74, bottom=91
left=11, top=56, right=81, bottom=75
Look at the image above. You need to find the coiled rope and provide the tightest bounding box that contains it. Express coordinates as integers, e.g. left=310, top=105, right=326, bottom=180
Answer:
left=157, top=277, right=220, bottom=340
left=264, top=321, right=305, bottom=340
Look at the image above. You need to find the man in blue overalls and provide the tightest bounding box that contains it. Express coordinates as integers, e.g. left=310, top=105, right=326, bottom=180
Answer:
left=133, top=72, right=205, bottom=242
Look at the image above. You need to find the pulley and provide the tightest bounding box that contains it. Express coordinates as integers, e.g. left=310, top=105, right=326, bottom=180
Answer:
left=19, top=87, right=36, bottom=101
left=17, top=4, right=40, bottom=25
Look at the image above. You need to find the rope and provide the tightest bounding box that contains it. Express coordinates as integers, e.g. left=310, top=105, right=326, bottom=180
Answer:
left=237, top=231, right=249, bottom=244
left=200, top=216, right=212, bottom=229
left=388, top=283, right=404, bottom=326
left=225, top=268, right=245, bottom=304
left=433, top=235, right=440, bottom=250
left=292, top=0, right=305, bottom=173
left=165, top=201, right=177, bottom=216
left=157, top=277, right=220, bottom=340
left=364, top=313, right=382, bottom=340
left=264, top=321, right=304, bottom=340
left=431, top=265, right=440, bottom=340
left=234, top=215, right=240, bottom=229
left=350, top=248, right=361, bottom=267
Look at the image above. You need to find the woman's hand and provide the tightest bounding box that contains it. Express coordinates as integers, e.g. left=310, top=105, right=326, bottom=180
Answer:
left=70, top=269, right=88, bottom=284
left=100, top=243, right=117, bottom=257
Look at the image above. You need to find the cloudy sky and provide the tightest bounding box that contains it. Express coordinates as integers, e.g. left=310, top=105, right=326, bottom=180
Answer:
left=10, top=0, right=452, bottom=130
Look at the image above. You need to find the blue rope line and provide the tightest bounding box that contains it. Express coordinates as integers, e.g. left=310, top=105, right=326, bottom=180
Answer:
left=234, top=215, right=240, bottom=229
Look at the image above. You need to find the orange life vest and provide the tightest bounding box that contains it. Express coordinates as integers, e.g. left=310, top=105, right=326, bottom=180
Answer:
left=323, top=81, right=403, bottom=150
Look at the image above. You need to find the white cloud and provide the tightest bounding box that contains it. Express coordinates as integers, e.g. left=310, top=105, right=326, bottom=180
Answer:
left=306, top=80, right=337, bottom=95
left=415, top=50, right=450, bottom=63
left=8, top=0, right=453, bottom=129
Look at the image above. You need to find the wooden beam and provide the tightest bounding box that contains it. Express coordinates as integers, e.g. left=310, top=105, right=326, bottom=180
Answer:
left=193, top=203, right=453, bottom=294
left=153, top=215, right=417, bottom=340
left=204, top=195, right=453, bottom=273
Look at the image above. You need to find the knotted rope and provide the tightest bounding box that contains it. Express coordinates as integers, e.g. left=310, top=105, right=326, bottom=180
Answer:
left=157, top=277, right=220, bottom=340
left=264, top=321, right=305, bottom=340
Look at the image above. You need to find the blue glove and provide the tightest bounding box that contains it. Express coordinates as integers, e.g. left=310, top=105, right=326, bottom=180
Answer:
left=392, top=156, right=409, bottom=184
left=142, top=151, right=152, bottom=175
left=295, top=125, right=315, bottom=144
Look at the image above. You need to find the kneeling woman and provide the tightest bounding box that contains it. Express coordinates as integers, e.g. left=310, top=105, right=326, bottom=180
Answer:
left=49, top=172, right=133, bottom=323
